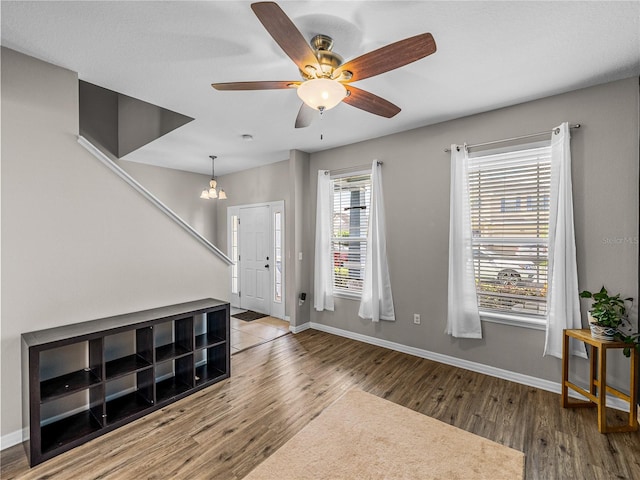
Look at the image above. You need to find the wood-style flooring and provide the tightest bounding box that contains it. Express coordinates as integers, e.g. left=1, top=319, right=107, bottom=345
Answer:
left=230, top=315, right=289, bottom=353
left=2, top=329, right=639, bottom=479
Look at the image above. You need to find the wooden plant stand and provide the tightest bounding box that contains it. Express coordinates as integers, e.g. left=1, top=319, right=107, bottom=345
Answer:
left=561, top=328, right=638, bottom=433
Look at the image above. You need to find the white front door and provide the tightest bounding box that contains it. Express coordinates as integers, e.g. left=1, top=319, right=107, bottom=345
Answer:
left=239, top=205, right=270, bottom=314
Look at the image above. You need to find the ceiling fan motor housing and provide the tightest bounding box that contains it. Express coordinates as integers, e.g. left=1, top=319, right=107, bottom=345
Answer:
left=301, top=34, right=344, bottom=79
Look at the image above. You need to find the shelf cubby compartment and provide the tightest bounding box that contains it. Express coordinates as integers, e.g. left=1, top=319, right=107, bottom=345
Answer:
left=195, top=332, right=226, bottom=350
left=39, top=339, right=102, bottom=403
left=195, top=310, right=227, bottom=349
left=40, top=369, right=102, bottom=403
left=155, top=355, right=194, bottom=403
left=104, top=327, right=153, bottom=381
left=195, top=344, right=227, bottom=387
left=154, top=317, right=194, bottom=363
left=41, top=411, right=103, bottom=454
left=105, top=369, right=154, bottom=425
left=40, top=386, right=104, bottom=455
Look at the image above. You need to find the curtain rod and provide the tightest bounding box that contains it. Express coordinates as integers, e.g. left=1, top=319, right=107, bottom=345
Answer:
left=444, top=124, right=581, bottom=153
left=324, top=161, right=383, bottom=175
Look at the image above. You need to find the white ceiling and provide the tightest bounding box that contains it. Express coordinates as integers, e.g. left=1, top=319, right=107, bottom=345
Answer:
left=2, top=1, right=639, bottom=176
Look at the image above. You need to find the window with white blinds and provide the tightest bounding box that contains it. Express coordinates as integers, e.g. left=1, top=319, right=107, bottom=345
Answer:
left=331, top=172, right=371, bottom=295
left=468, top=145, right=550, bottom=319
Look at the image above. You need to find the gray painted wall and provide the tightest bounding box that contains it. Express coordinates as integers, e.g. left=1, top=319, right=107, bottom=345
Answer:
left=79, top=81, right=119, bottom=157
left=213, top=159, right=290, bottom=253
left=0, top=48, right=230, bottom=440
left=117, top=159, right=218, bottom=244
left=308, top=77, right=639, bottom=391
left=79, top=80, right=193, bottom=159
left=288, top=150, right=311, bottom=327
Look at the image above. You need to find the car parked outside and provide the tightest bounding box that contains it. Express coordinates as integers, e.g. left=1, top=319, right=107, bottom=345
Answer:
left=473, top=245, right=544, bottom=286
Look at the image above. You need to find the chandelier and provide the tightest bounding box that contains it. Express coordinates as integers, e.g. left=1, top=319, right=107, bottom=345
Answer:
left=200, top=155, right=227, bottom=200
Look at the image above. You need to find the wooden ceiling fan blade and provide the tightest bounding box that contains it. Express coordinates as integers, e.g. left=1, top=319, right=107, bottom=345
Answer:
left=212, top=81, right=300, bottom=91
left=343, top=86, right=401, bottom=118
left=251, top=2, right=320, bottom=73
left=295, top=103, right=316, bottom=128
left=334, top=33, right=436, bottom=83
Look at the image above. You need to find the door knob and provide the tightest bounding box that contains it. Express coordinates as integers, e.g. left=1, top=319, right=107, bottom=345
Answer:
left=265, top=264, right=270, bottom=269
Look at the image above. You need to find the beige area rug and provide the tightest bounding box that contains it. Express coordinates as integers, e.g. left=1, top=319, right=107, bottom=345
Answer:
left=244, top=389, right=524, bottom=480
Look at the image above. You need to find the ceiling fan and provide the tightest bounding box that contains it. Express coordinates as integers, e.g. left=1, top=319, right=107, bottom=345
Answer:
left=211, top=2, right=437, bottom=128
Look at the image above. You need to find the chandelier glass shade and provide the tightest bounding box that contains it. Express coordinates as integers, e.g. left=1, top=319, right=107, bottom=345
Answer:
left=200, top=155, right=227, bottom=200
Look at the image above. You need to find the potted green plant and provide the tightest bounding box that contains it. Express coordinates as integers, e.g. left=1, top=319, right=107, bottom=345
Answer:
left=620, top=332, right=640, bottom=358
left=579, top=286, right=633, bottom=341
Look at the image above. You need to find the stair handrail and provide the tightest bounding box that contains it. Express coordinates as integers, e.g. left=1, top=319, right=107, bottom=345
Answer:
left=78, top=135, right=233, bottom=266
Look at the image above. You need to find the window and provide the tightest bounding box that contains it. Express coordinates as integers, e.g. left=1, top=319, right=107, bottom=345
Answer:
left=468, top=145, right=550, bottom=321
left=273, top=211, right=282, bottom=303
left=331, top=172, right=371, bottom=296
left=230, top=214, right=239, bottom=294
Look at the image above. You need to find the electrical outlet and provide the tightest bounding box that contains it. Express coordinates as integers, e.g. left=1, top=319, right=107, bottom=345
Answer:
left=413, top=313, right=421, bottom=325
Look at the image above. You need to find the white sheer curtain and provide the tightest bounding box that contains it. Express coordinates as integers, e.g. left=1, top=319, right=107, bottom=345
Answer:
left=359, top=161, right=395, bottom=322
left=314, top=170, right=334, bottom=312
left=447, top=144, right=482, bottom=338
left=544, top=123, right=586, bottom=358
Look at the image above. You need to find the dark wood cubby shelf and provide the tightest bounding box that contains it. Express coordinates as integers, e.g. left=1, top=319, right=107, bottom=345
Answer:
left=105, top=355, right=152, bottom=380
left=105, top=392, right=154, bottom=425
left=40, top=369, right=102, bottom=403
left=41, top=410, right=103, bottom=454
left=155, top=343, right=192, bottom=363
left=156, top=377, right=192, bottom=403
left=195, top=364, right=226, bottom=386
left=22, top=298, right=230, bottom=467
left=195, top=332, right=225, bottom=350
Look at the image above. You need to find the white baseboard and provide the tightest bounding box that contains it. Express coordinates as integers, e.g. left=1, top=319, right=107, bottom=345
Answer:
left=290, top=322, right=311, bottom=334
left=1, top=429, right=25, bottom=451
left=308, top=322, right=633, bottom=413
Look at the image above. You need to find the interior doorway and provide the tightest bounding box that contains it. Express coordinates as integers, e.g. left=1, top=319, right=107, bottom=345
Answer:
left=228, top=201, right=285, bottom=319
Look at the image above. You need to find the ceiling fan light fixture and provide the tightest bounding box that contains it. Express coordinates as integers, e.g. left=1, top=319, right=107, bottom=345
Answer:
left=297, top=78, right=346, bottom=111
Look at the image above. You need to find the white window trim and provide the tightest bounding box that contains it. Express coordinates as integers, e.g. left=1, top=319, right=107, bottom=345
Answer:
left=480, top=311, right=546, bottom=330
left=334, top=290, right=362, bottom=300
